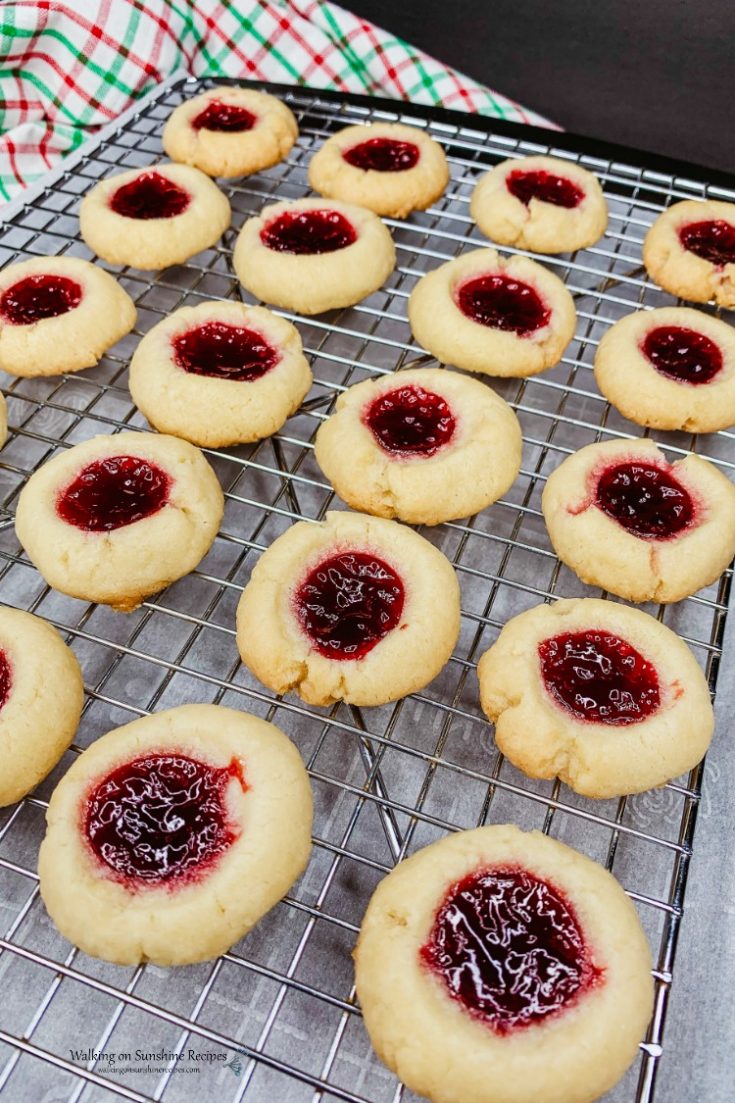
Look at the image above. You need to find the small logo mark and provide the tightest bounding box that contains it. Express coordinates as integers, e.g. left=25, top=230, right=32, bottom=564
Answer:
left=224, top=1054, right=244, bottom=1078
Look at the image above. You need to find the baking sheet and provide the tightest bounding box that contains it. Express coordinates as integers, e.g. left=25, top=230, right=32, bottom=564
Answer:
left=0, top=75, right=734, bottom=1103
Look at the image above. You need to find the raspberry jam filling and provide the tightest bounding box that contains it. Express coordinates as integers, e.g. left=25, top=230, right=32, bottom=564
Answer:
left=539, top=630, right=660, bottom=724
left=84, top=753, right=245, bottom=887
left=641, top=325, right=723, bottom=385
left=364, top=384, right=456, bottom=457
left=420, top=866, right=601, bottom=1033
left=678, top=220, right=735, bottom=267
left=507, top=169, right=585, bottom=209
left=456, top=275, right=551, bottom=336
left=57, top=455, right=171, bottom=532
left=260, top=208, right=357, bottom=254
left=595, top=461, right=695, bottom=540
left=0, top=274, right=83, bottom=325
left=293, top=551, right=404, bottom=660
left=172, top=321, right=280, bottom=381
left=191, top=100, right=257, bottom=132
left=0, top=651, right=11, bottom=712
left=343, top=137, right=420, bottom=172
left=110, top=171, right=191, bottom=219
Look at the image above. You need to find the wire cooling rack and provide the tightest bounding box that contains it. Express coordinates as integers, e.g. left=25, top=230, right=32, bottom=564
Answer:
left=1, top=76, right=734, bottom=1103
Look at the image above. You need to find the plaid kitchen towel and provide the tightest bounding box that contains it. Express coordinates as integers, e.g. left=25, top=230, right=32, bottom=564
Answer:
left=0, top=0, right=554, bottom=204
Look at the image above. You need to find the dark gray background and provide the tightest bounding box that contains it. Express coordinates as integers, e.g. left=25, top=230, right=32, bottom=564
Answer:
left=352, top=0, right=734, bottom=174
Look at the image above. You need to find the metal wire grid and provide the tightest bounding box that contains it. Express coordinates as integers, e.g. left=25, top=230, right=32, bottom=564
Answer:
left=0, top=76, right=733, bottom=1103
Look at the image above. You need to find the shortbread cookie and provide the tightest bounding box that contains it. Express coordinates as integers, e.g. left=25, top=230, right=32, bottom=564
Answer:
left=355, top=824, right=653, bottom=1103
left=0, top=607, right=84, bottom=807
left=643, top=199, right=735, bottom=307
left=594, top=307, right=735, bottom=432
left=39, top=703, right=312, bottom=965
left=0, top=392, right=7, bottom=449
left=0, top=256, right=136, bottom=377
left=308, top=122, right=449, bottom=219
left=80, top=163, right=230, bottom=270
left=314, top=367, right=522, bottom=524
left=163, top=86, right=298, bottom=178
left=15, top=431, right=224, bottom=611
left=409, top=247, right=576, bottom=377
left=477, top=598, right=713, bottom=798
left=542, top=437, right=735, bottom=603
left=233, top=197, right=396, bottom=315
left=236, top=510, right=461, bottom=706
left=129, top=300, right=312, bottom=447
left=471, top=155, right=608, bottom=254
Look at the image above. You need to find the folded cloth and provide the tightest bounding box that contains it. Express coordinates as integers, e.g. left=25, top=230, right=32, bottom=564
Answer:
left=0, top=0, right=554, bottom=205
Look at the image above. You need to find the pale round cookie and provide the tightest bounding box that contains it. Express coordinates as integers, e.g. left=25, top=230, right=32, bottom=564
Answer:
left=79, top=162, right=230, bottom=270
left=232, top=197, right=396, bottom=315
left=0, top=607, right=84, bottom=807
left=314, top=367, right=522, bottom=525
left=470, top=155, right=608, bottom=254
left=408, top=247, right=576, bottom=377
left=236, top=510, right=461, bottom=707
left=542, top=437, right=735, bottom=603
left=307, top=122, right=449, bottom=219
left=477, top=598, right=713, bottom=798
left=0, top=392, right=6, bottom=449
left=38, top=703, right=312, bottom=965
left=162, top=86, right=298, bottom=178
left=0, top=255, right=136, bottom=377
left=594, top=307, right=735, bottom=432
left=15, top=431, right=224, bottom=612
left=643, top=199, right=735, bottom=307
left=129, top=300, right=312, bottom=447
left=355, top=823, right=654, bottom=1103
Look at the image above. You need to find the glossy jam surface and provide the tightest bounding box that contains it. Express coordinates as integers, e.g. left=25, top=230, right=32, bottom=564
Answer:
left=678, top=220, right=735, bottom=266
left=507, top=169, right=584, bottom=209
left=343, top=137, right=420, bottom=172
left=364, top=384, right=456, bottom=457
left=641, top=325, right=723, bottom=385
left=110, top=171, right=191, bottom=219
left=191, top=100, right=257, bottom=132
left=84, top=753, right=244, bottom=887
left=0, top=651, right=11, bottom=712
left=456, top=275, right=551, bottom=336
left=294, top=552, right=404, bottom=660
left=260, top=208, right=357, bottom=254
left=172, top=321, right=280, bottom=381
left=57, top=455, right=171, bottom=532
left=420, top=866, right=600, bottom=1033
left=539, top=630, right=660, bottom=724
left=595, top=461, right=695, bottom=540
left=0, top=274, right=83, bottom=325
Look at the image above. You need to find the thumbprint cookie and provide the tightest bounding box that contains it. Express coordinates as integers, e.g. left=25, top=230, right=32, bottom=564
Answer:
left=409, top=247, right=576, bottom=377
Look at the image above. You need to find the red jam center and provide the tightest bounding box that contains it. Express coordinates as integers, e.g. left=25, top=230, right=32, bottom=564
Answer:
left=343, top=137, right=420, bottom=172
left=0, top=650, right=11, bottom=712
left=641, top=325, right=723, bottom=385
left=84, top=753, right=244, bottom=887
left=293, top=551, right=404, bottom=660
left=57, top=455, right=171, bottom=533
left=595, top=461, right=695, bottom=540
left=110, top=171, right=191, bottom=219
left=678, top=221, right=735, bottom=266
left=0, top=274, right=83, bottom=325
left=364, top=384, right=456, bottom=457
left=507, top=169, right=584, bottom=209
left=539, top=630, right=660, bottom=724
left=456, top=275, right=551, bottom=336
left=260, top=209, right=357, bottom=254
left=420, top=866, right=600, bottom=1034
left=172, top=321, right=280, bottom=381
left=191, top=100, right=257, bottom=132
